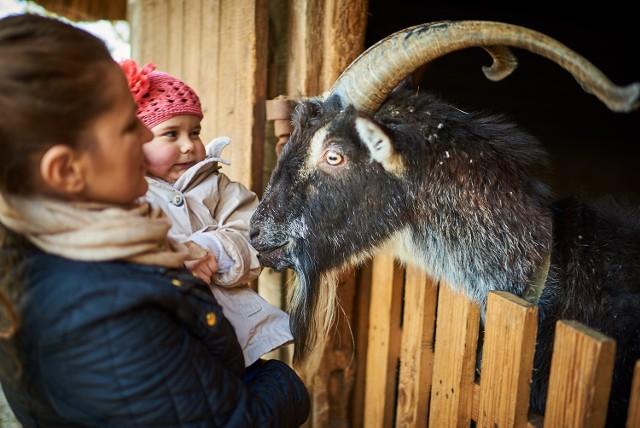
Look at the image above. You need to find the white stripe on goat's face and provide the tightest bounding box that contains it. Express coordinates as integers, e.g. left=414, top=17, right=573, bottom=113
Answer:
left=304, top=124, right=329, bottom=178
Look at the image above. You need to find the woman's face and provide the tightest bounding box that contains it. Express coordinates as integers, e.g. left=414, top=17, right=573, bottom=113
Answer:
left=75, top=63, right=154, bottom=204
left=143, top=114, right=205, bottom=184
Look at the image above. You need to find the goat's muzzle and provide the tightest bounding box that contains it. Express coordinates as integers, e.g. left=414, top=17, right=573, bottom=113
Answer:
left=250, top=232, right=292, bottom=271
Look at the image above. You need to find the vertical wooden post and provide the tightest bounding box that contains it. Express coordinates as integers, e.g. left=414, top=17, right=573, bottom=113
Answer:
left=544, top=320, right=616, bottom=427
left=363, top=254, right=404, bottom=428
left=477, top=291, right=538, bottom=427
left=627, top=360, right=640, bottom=427
left=395, top=266, right=438, bottom=427
left=283, top=2, right=369, bottom=427
left=429, top=283, right=480, bottom=427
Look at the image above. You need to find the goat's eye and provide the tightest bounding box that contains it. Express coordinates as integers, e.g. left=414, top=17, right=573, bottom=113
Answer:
left=324, top=149, right=343, bottom=166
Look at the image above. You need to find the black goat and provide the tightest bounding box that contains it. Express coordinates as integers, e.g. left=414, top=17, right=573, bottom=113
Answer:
left=249, top=21, right=640, bottom=425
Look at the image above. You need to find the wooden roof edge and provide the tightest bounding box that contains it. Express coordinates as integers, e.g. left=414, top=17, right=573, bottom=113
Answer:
left=31, top=0, right=127, bottom=21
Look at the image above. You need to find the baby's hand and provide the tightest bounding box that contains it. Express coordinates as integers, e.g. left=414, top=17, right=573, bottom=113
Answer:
left=185, top=253, right=219, bottom=284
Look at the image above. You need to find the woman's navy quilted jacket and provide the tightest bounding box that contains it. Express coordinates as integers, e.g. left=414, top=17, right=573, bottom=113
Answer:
left=1, top=247, right=310, bottom=427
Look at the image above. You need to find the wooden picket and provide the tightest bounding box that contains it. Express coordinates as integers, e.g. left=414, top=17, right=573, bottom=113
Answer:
left=395, top=264, right=438, bottom=427
left=477, top=291, right=537, bottom=427
left=629, top=360, right=640, bottom=426
left=361, top=258, right=640, bottom=428
left=545, top=320, right=616, bottom=426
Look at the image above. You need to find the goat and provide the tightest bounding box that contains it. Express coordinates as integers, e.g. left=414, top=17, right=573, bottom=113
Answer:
left=249, top=21, right=640, bottom=425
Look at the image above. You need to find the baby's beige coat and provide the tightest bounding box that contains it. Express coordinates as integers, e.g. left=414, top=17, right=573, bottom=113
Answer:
left=145, top=137, right=293, bottom=366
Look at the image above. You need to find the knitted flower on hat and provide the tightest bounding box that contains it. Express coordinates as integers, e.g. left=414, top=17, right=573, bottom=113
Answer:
left=119, top=59, right=203, bottom=130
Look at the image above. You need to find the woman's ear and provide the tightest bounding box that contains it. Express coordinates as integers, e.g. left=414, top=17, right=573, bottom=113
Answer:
left=39, top=145, right=86, bottom=195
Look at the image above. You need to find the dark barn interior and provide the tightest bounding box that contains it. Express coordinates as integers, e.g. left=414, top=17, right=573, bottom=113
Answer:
left=365, top=2, right=639, bottom=202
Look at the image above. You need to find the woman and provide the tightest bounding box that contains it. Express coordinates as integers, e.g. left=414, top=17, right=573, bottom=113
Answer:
left=0, top=13, right=309, bottom=427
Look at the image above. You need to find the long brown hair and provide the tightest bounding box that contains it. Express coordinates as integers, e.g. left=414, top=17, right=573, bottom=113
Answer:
left=0, top=13, right=116, bottom=377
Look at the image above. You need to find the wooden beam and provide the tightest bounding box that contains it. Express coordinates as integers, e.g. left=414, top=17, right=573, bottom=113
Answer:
left=33, top=0, right=127, bottom=21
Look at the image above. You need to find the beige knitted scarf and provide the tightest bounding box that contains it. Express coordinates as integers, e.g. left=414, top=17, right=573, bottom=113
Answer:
left=0, top=193, right=190, bottom=268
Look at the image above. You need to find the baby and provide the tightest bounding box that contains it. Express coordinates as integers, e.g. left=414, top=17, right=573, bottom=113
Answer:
left=120, top=59, right=293, bottom=368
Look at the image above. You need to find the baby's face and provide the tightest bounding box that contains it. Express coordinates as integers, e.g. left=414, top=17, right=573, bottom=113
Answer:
left=144, top=114, right=205, bottom=183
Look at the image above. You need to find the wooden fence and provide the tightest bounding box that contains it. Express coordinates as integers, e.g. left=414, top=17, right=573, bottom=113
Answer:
left=358, top=253, right=640, bottom=428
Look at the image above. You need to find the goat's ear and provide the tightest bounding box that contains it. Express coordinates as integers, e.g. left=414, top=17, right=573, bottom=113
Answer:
left=355, top=114, right=404, bottom=174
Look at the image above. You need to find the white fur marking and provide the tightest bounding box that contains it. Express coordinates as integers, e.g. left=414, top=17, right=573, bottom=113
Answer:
left=305, top=125, right=330, bottom=177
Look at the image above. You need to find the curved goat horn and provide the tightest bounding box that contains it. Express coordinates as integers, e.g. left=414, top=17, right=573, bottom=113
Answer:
left=324, top=20, right=640, bottom=114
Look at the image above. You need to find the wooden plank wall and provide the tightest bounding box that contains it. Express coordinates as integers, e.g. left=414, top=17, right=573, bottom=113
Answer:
left=128, top=0, right=267, bottom=193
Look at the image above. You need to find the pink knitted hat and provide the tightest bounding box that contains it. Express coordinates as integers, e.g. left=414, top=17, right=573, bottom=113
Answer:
left=119, top=59, right=203, bottom=129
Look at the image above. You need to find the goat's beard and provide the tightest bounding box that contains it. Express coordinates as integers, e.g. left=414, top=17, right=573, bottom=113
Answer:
left=287, top=254, right=340, bottom=371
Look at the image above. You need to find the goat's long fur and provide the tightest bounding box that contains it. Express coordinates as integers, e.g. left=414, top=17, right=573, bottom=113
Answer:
left=250, top=86, right=640, bottom=425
